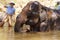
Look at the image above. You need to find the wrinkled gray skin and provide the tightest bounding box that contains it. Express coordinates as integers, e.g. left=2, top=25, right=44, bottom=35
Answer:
left=14, top=1, right=41, bottom=32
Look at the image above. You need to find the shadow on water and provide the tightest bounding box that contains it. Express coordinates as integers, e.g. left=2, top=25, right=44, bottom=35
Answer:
left=0, top=27, right=60, bottom=40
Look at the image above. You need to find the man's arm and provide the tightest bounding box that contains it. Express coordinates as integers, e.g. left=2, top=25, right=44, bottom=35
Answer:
left=13, top=9, right=15, bottom=15
left=4, top=6, right=8, bottom=8
left=13, top=11, right=15, bottom=16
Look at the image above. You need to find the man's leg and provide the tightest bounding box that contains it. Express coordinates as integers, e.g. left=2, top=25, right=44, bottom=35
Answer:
left=8, top=15, right=12, bottom=27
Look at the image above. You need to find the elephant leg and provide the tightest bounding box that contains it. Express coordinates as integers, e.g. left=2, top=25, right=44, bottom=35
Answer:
left=30, top=25, right=34, bottom=32
left=30, top=24, right=40, bottom=32
left=55, top=17, right=60, bottom=30
left=32, top=17, right=40, bottom=32
left=40, top=22, right=48, bottom=32
left=34, top=26, right=40, bottom=32
left=48, top=19, right=55, bottom=31
left=41, top=26, right=48, bottom=32
left=50, top=20, right=55, bottom=31
left=14, top=20, right=24, bottom=32
left=14, top=21, right=20, bottom=32
left=35, top=23, right=40, bottom=32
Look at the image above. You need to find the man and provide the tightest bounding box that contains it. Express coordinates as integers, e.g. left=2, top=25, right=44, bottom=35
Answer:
left=4, top=1, right=15, bottom=27
left=56, top=2, right=60, bottom=10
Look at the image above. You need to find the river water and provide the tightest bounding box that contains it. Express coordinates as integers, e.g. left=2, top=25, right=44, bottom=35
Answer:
left=0, top=26, right=60, bottom=40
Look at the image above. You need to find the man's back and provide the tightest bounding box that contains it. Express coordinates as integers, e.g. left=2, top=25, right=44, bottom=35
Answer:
left=56, top=5, right=60, bottom=10
left=6, top=5, right=15, bottom=15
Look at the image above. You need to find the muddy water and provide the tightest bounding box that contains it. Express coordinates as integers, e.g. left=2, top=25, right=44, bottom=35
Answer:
left=0, top=27, right=60, bottom=40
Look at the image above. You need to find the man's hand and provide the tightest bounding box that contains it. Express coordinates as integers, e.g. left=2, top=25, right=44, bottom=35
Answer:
left=4, top=6, right=8, bottom=8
